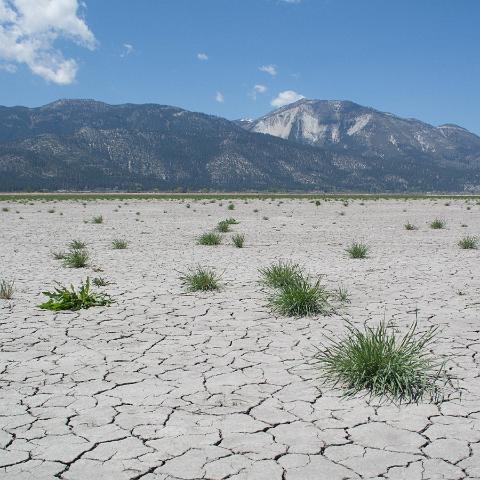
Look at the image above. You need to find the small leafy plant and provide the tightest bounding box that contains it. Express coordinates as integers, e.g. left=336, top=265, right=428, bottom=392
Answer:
left=92, top=277, right=110, bottom=286
left=91, top=215, right=104, bottom=224
left=180, top=266, right=221, bottom=291
left=232, top=233, right=245, bottom=248
left=198, top=232, right=222, bottom=245
left=346, top=242, right=369, bottom=259
left=38, top=278, right=113, bottom=311
left=112, top=239, right=128, bottom=249
left=69, top=239, right=87, bottom=250
left=0, top=280, right=14, bottom=299
left=216, top=220, right=231, bottom=233
left=430, top=218, right=446, bottom=229
left=315, top=320, right=447, bottom=403
left=225, top=217, right=239, bottom=225
left=458, top=235, right=478, bottom=250
left=227, top=203, right=235, bottom=210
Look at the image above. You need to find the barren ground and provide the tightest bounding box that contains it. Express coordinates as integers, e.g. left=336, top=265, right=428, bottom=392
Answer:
left=1, top=198, right=479, bottom=479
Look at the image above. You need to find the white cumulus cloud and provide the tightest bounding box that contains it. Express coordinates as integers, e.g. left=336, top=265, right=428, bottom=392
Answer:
left=271, top=90, right=305, bottom=107
left=0, top=0, right=96, bottom=85
left=197, top=52, right=208, bottom=61
left=121, top=43, right=134, bottom=58
left=215, top=91, right=224, bottom=103
left=258, top=64, right=277, bottom=76
left=249, top=84, right=267, bottom=100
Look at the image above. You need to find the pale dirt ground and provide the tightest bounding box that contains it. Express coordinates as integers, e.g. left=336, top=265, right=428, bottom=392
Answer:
left=0, top=198, right=479, bottom=480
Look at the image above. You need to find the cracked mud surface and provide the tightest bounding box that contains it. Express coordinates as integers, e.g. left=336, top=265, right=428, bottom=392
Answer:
left=1, top=198, right=480, bottom=479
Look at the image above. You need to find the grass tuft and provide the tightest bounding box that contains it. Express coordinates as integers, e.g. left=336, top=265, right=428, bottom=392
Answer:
left=269, top=277, right=330, bottom=317
left=216, top=220, right=231, bottom=233
left=430, top=218, right=446, bottom=229
left=259, top=260, right=302, bottom=289
left=69, top=239, right=87, bottom=250
left=180, top=266, right=221, bottom=292
left=112, top=239, right=128, bottom=249
left=38, top=278, right=112, bottom=311
left=346, top=242, right=369, bottom=259
left=198, top=231, right=222, bottom=245
left=404, top=222, right=417, bottom=231
left=91, top=215, right=104, bottom=224
left=0, top=280, right=14, bottom=299
left=232, top=233, right=245, bottom=248
left=458, top=235, right=478, bottom=249
left=227, top=203, right=235, bottom=210
left=63, top=248, right=89, bottom=268
left=315, top=320, right=447, bottom=403
left=92, top=277, right=110, bottom=287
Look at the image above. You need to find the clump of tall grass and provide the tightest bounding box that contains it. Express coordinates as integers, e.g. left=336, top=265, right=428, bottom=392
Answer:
left=259, top=260, right=302, bottom=289
left=0, top=280, right=14, bottom=299
left=315, top=320, right=447, bottom=403
left=232, top=233, right=245, bottom=248
left=430, top=218, right=446, bottom=229
left=458, top=236, right=478, bottom=250
left=216, top=220, right=231, bottom=233
left=404, top=222, right=417, bottom=231
left=63, top=248, right=89, bottom=268
left=180, top=266, right=221, bottom=291
left=346, top=242, right=369, bottom=259
left=69, top=240, right=87, bottom=250
left=227, top=203, right=235, bottom=210
left=197, top=231, right=222, bottom=245
left=38, top=278, right=112, bottom=311
left=91, top=215, right=103, bottom=224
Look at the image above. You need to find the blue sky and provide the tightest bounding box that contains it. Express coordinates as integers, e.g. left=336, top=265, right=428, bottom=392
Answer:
left=1, top=0, right=479, bottom=134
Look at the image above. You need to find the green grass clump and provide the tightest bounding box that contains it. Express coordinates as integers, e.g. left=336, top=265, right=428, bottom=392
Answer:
left=92, top=215, right=104, bottom=224
left=92, top=277, right=110, bottom=286
left=216, top=220, right=231, bottom=232
left=346, top=242, right=369, bottom=259
left=404, top=222, right=417, bottom=230
left=180, top=266, right=220, bottom=292
left=335, top=285, right=350, bottom=303
left=259, top=260, right=302, bottom=289
left=112, top=239, right=128, bottom=249
left=232, top=233, right=245, bottom=248
left=315, top=320, right=447, bottom=403
left=38, top=278, right=112, bottom=311
left=198, top=232, right=222, bottom=245
left=52, top=250, right=66, bottom=260
left=430, top=218, right=446, bottom=229
left=2, top=207, right=9, bottom=212
left=63, top=248, right=89, bottom=268
left=69, top=239, right=87, bottom=250
left=0, top=280, right=14, bottom=299
left=227, top=203, right=235, bottom=210
left=269, top=277, right=330, bottom=317
left=225, top=217, right=239, bottom=224
left=458, top=236, right=478, bottom=249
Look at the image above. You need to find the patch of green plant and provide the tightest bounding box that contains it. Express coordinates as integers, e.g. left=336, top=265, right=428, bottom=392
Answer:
left=227, top=203, right=235, bottom=210
left=335, top=285, right=350, bottom=303
left=112, top=239, right=128, bottom=249
left=430, top=218, right=446, bottom=229
left=216, top=220, right=231, bottom=232
left=63, top=248, right=89, bottom=268
left=458, top=235, right=478, bottom=249
left=232, top=233, right=245, bottom=248
left=315, top=320, right=448, bottom=403
left=2, top=207, right=9, bottom=212
left=91, top=215, right=104, bottom=224
left=180, top=266, right=221, bottom=291
left=38, top=278, right=113, bottom=311
left=259, top=260, right=302, bottom=289
left=52, top=250, right=66, bottom=260
left=197, top=231, right=222, bottom=245
left=404, top=222, right=417, bottom=230
left=69, top=239, right=87, bottom=250
left=0, top=280, right=14, bottom=299
left=346, top=242, right=369, bottom=259
left=225, top=217, right=239, bottom=225
left=269, top=277, right=330, bottom=317
left=92, top=277, right=110, bottom=286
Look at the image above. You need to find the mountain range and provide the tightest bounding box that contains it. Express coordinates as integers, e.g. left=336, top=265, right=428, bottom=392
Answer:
left=1, top=98, right=479, bottom=192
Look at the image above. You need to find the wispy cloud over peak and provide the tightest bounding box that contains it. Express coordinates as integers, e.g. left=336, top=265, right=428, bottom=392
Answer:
left=271, top=90, right=305, bottom=107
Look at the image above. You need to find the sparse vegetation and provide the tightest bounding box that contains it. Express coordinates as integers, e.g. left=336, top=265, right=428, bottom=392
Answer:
left=228, top=203, right=235, bottom=210
left=38, top=278, right=113, bottom=311
left=232, top=233, right=245, bottom=248
left=52, top=250, right=66, bottom=260
left=63, top=248, right=89, bottom=268
left=225, top=217, right=239, bottom=224
left=69, top=239, right=87, bottom=250
left=315, top=320, right=447, bottom=403
left=216, top=220, right=231, bottom=232
left=335, top=285, right=351, bottom=303
left=404, top=222, right=417, bottom=230
left=0, top=280, right=14, bottom=299
left=458, top=235, right=478, bottom=250
left=198, top=231, right=222, bottom=245
left=180, top=266, right=221, bottom=291
left=269, top=277, right=330, bottom=317
left=112, top=239, right=128, bottom=249
left=91, top=215, right=104, bottom=224
left=430, top=218, right=446, bottom=229
left=260, top=260, right=302, bottom=289
left=92, top=277, right=110, bottom=286
left=346, top=242, right=369, bottom=259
